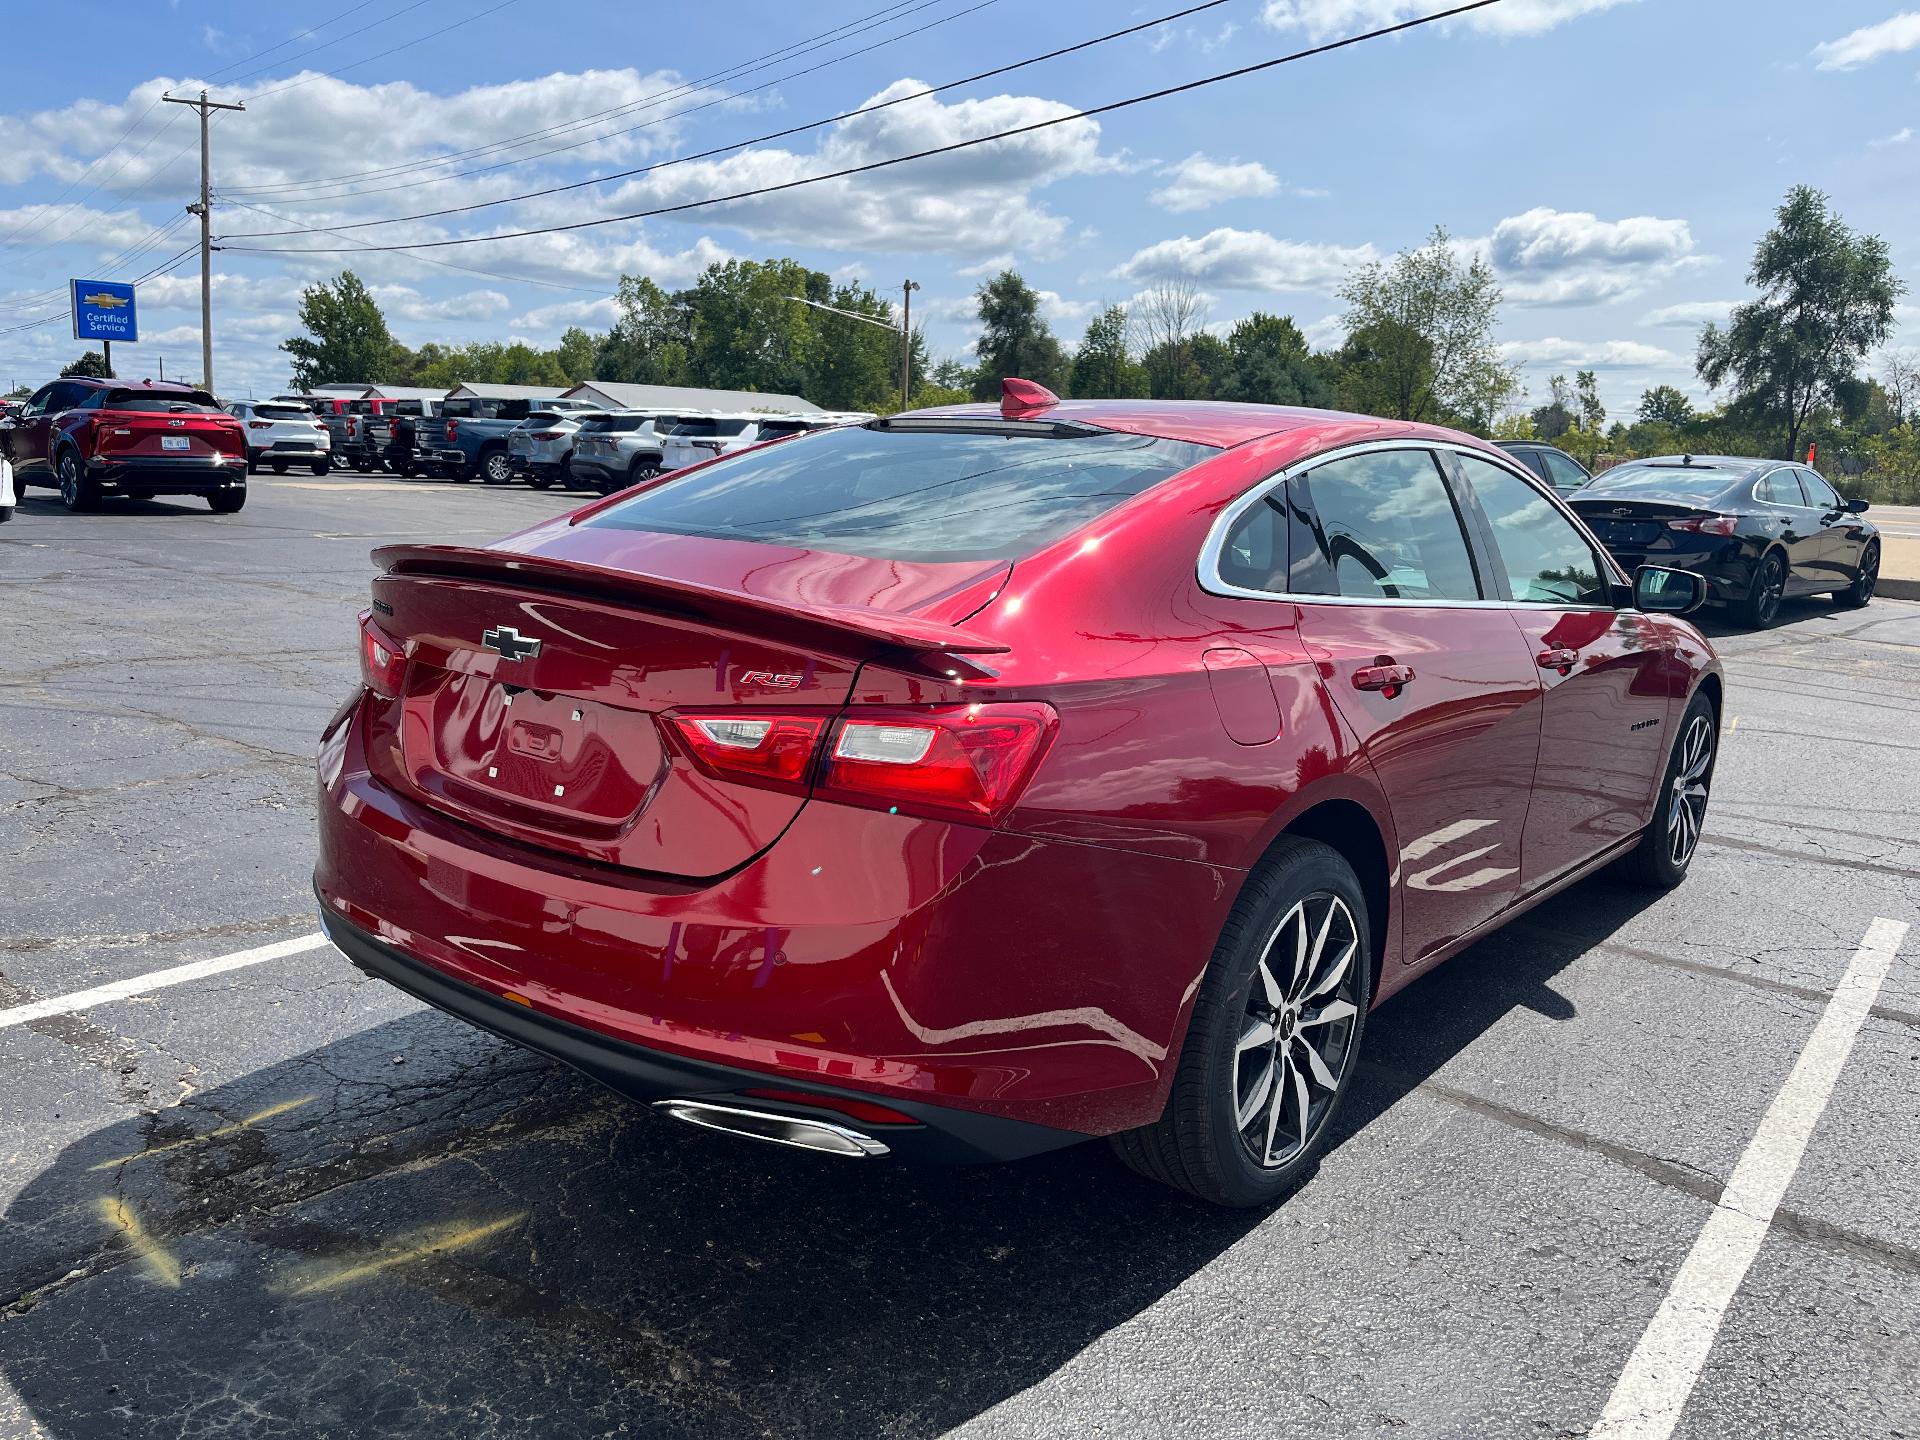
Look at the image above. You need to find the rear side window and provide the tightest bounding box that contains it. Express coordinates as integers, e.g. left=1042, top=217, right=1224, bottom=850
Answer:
left=584, top=423, right=1217, bottom=563
left=1757, top=470, right=1803, bottom=506
left=1455, top=453, right=1609, bottom=606
left=1291, top=449, right=1481, bottom=601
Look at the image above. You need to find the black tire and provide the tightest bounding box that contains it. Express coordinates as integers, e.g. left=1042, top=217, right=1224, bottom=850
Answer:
left=1110, top=837, right=1372, bottom=1208
left=0, top=505, right=12, bottom=525
left=207, top=486, right=247, bottom=514
left=1833, top=541, right=1878, bottom=610
left=246, top=453, right=261, bottom=475
left=270, top=459, right=289, bottom=475
left=479, top=449, right=512, bottom=485
left=1741, top=550, right=1786, bottom=629
left=309, top=461, right=328, bottom=476
left=627, top=460, right=663, bottom=491
left=1614, top=690, right=1716, bottom=889
left=525, top=468, right=556, bottom=491
left=399, top=460, right=419, bottom=479
left=56, top=449, right=98, bottom=512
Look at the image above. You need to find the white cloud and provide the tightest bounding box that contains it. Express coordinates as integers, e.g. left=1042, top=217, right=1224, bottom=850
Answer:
left=370, top=284, right=512, bottom=322
left=1499, top=337, right=1683, bottom=368
left=1811, top=12, right=1920, bottom=70
left=1477, top=207, right=1701, bottom=306
left=596, top=79, right=1115, bottom=258
left=510, top=296, right=619, bottom=331
left=1870, top=126, right=1914, bottom=148
left=1260, top=0, right=1633, bottom=39
left=1150, top=153, right=1282, bottom=213
left=1640, top=300, right=1738, bottom=328
left=0, top=204, right=158, bottom=254
left=1113, top=227, right=1375, bottom=292
left=1037, top=291, right=1097, bottom=329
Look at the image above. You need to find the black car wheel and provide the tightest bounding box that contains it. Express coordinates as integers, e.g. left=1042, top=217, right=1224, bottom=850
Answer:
left=1615, top=691, right=1716, bottom=889
left=1110, top=837, right=1370, bottom=1208
left=627, top=460, right=663, bottom=491
left=309, top=461, right=328, bottom=476
left=525, top=467, right=556, bottom=491
left=57, top=450, right=98, bottom=512
left=1742, top=550, right=1786, bottom=629
left=480, top=450, right=513, bottom=485
left=1835, top=541, right=1878, bottom=610
left=207, top=486, right=247, bottom=514
left=270, top=459, right=289, bottom=475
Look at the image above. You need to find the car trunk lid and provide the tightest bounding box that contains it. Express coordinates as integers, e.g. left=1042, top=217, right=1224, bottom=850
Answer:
left=362, top=535, right=1008, bottom=878
left=1570, top=497, right=1717, bottom=550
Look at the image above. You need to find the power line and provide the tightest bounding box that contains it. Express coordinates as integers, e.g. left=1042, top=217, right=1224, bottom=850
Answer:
left=0, top=212, right=194, bottom=317
left=211, top=0, right=438, bottom=90
left=0, top=244, right=198, bottom=341
left=200, top=0, right=387, bottom=83
left=222, top=0, right=955, bottom=198
left=223, top=0, right=1229, bottom=233
left=226, top=0, right=1502, bottom=258
left=245, top=0, right=528, bottom=102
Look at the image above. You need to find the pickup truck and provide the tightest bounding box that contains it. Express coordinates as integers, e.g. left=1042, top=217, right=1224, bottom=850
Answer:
left=363, top=397, right=442, bottom=477
left=413, top=396, right=595, bottom=483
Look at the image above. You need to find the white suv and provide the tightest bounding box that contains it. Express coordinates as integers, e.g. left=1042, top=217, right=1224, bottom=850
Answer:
left=228, top=399, right=331, bottom=475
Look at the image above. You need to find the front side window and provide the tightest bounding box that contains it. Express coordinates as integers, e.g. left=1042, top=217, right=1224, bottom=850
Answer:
left=1292, top=449, right=1481, bottom=601
left=1456, top=453, right=1610, bottom=606
left=1798, top=469, right=1841, bottom=509
left=585, top=422, right=1216, bottom=564
left=1542, top=450, right=1589, bottom=491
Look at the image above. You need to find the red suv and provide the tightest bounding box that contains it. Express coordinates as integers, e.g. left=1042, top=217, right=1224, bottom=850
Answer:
left=0, top=377, right=247, bottom=512
left=315, top=384, right=1721, bottom=1206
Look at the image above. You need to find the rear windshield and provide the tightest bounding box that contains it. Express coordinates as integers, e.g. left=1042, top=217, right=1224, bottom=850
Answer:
left=755, top=420, right=813, bottom=440
left=671, top=418, right=753, bottom=439
left=523, top=411, right=569, bottom=427
left=583, top=423, right=1217, bottom=563
left=1579, top=465, right=1736, bottom=504
left=254, top=404, right=312, bottom=420
left=101, top=390, right=221, bottom=413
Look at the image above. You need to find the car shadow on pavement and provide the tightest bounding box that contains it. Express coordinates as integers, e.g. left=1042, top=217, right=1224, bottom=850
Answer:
left=0, top=878, right=1662, bottom=1440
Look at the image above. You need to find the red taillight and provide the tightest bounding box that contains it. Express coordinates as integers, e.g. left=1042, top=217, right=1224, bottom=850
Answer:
left=1668, top=515, right=1739, bottom=537
left=665, top=712, right=830, bottom=794
left=247, top=420, right=272, bottom=430
left=661, top=702, right=1056, bottom=824
left=740, top=1088, right=919, bottom=1127
left=530, top=430, right=563, bottom=441
left=821, top=704, right=1056, bottom=824
left=358, top=610, right=406, bottom=699
left=446, top=418, right=459, bottom=442
left=345, top=417, right=357, bottom=439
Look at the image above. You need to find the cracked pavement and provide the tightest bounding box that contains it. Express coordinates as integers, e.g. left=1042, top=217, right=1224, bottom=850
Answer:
left=2, top=476, right=1918, bottom=1438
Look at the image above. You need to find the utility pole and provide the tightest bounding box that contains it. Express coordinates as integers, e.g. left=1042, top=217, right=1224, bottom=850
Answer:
left=162, top=90, right=244, bottom=392
left=899, top=279, right=919, bottom=411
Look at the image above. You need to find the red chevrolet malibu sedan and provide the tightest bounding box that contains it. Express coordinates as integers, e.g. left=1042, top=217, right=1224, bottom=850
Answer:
left=316, top=383, right=1721, bottom=1207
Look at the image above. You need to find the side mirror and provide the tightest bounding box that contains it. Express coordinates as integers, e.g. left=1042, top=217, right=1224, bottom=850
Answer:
left=1635, top=565, right=1705, bottom=616
left=1845, top=497, right=1869, bottom=514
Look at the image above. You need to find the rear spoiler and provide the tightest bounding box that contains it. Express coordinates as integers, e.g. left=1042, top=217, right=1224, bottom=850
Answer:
left=372, top=543, right=1011, bottom=661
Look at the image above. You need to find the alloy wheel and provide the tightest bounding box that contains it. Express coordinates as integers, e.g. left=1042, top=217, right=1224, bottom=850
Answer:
left=1666, top=713, right=1714, bottom=867
left=58, top=454, right=80, bottom=508
left=1233, top=892, right=1361, bottom=1170
left=1754, top=556, right=1784, bottom=625
left=1858, top=544, right=1879, bottom=602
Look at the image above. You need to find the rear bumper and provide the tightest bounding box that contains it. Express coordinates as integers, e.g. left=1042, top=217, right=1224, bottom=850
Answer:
left=315, top=693, right=1230, bottom=1143
left=320, top=904, right=1074, bottom=1164
left=1600, top=539, right=1753, bottom=604
left=88, top=455, right=245, bottom=494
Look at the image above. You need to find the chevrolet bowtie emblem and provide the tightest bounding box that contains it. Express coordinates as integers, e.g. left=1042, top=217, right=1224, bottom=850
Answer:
left=481, top=625, right=542, bottom=662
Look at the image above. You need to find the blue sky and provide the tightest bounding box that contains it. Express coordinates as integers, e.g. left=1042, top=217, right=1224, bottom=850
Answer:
left=1, top=0, right=1915, bottom=420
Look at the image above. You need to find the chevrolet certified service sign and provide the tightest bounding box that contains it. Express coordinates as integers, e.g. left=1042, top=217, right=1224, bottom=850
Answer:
left=70, top=278, right=138, bottom=343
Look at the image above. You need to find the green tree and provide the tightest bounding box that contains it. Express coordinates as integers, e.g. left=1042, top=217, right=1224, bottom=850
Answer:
left=554, top=327, right=598, bottom=385
left=682, top=258, right=822, bottom=397
left=1531, top=374, right=1574, bottom=439
left=1337, top=226, right=1514, bottom=426
left=60, top=351, right=112, bottom=379
left=1218, top=312, right=1328, bottom=406
left=1697, top=185, right=1904, bottom=458
left=280, top=271, right=395, bottom=390
left=1069, top=305, right=1147, bottom=398
left=971, top=269, right=1068, bottom=399
left=597, top=276, right=692, bottom=386
left=1637, top=385, right=1693, bottom=426
left=1575, top=370, right=1605, bottom=432
left=1335, top=319, right=1434, bottom=419
left=806, top=280, right=906, bottom=411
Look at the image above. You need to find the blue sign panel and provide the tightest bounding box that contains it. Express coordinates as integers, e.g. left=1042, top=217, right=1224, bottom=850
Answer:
left=71, top=279, right=139, bottom=343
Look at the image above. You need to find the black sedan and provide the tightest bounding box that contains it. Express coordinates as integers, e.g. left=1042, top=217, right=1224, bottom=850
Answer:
left=1568, top=455, right=1878, bottom=628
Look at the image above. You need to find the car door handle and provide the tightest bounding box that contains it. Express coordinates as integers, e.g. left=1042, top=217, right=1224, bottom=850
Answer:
left=1537, top=647, right=1578, bottom=675
left=1352, top=663, right=1415, bottom=695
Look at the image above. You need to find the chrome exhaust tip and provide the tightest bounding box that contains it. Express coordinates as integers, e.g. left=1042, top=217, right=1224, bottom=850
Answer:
left=651, top=1099, right=889, bottom=1158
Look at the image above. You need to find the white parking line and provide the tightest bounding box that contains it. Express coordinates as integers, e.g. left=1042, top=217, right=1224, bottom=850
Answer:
left=0, top=933, right=331, bottom=1031
left=1591, top=915, right=1910, bottom=1440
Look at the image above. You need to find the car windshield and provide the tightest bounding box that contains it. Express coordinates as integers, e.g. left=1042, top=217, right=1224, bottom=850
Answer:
left=583, top=423, right=1217, bottom=563
left=1579, top=466, right=1736, bottom=504
left=100, top=390, right=222, bottom=413
left=672, top=418, right=753, bottom=439
left=254, top=404, right=312, bottom=420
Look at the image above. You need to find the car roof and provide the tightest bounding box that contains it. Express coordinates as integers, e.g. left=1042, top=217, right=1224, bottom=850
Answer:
left=1606, top=455, right=1772, bottom=475
left=67, top=377, right=202, bottom=394
left=907, top=397, right=1460, bottom=449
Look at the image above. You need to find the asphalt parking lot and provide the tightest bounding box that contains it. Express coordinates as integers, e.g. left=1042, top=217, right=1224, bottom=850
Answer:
left=2, top=470, right=1917, bottom=1440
